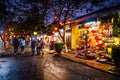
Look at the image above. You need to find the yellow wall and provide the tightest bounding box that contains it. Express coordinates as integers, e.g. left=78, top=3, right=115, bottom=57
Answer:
left=71, top=25, right=80, bottom=50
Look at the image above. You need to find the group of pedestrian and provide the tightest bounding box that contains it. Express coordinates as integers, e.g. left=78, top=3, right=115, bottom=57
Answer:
left=31, top=38, right=45, bottom=56
left=12, top=36, right=25, bottom=55
left=12, top=36, right=45, bottom=56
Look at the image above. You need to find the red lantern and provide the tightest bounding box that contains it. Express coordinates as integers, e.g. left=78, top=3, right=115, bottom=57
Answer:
left=54, top=15, right=58, bottom=19
left=104, top=25, right=109, bottom=30
left=59, top=21, right=63, bottom=25
left=66, top=20, right=71, bottom=24
left=94, top=36, right=99, bottom=41
left=98, top=40, right=104, bottom=47
left=84, top=25, right=88, bottom=29
left=91, top=30, right=96, bottom=33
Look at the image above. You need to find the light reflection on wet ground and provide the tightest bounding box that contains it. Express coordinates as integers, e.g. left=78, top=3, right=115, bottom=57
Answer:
left=0, top=54, right=120, bottom=80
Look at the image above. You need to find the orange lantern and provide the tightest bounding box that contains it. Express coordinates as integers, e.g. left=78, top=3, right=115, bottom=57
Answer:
left=54, top=27, right=58, bottom=31
left=52, top=30, right=55, bottom=34
left=54, top=15, right=58, bottom=19
left=91, top=30, right=96, bottom=33
left=59, top=21, right=63, bottom=25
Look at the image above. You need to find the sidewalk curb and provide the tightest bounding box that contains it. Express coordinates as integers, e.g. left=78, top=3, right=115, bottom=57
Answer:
left=60, top=54, right=120, bottom=77
left=44, top=49, right=120, bottom=77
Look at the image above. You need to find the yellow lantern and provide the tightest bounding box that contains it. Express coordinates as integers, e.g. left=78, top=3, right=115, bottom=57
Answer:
left=108, top=48, right=112, bottom=54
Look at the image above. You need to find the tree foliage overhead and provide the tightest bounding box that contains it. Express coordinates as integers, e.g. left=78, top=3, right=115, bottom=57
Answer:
left=0, top=0, right=119, bottom=34
left=0, top=0, right=50, bottom=34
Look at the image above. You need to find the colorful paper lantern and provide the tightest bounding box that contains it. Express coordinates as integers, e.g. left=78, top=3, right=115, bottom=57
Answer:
left=104, top=25, right=109, bottom=30
left=91, top=30, right=96, bottom=33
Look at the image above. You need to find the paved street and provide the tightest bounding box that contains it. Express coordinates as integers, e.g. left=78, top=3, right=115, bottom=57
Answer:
left=0, top=49, right=120, bottom=80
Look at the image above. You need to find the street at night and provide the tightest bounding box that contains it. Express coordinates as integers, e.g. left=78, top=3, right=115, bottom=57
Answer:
left=0, top=51, right=120, bottom=80
left=1, top=0, right=120, bottom=80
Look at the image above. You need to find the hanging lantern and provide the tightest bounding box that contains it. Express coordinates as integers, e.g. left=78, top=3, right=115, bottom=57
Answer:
left=94, top=36, right=99, bottom=41
left=54, top=27, right=58, bottom=31
left=104, top=25, right=109, bottom=30
left=52, top=30, right=55, bottom=34
left=54, top=15, right=58, bottom=19
left=84, top=25, right=88, bottom=29
left=91, top=39, right=96, bottom=44
left=91, top=30, right=96, bottom=33
left=98, top=29, right=102, bottom=33
left=98, top=40, right=104, bottom=47
left=59, top=21, right=63, bottom=25
left=66, top=20, right=71, bottom=24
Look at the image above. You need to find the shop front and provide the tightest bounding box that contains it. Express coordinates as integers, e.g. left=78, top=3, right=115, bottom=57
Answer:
left=71, top=10, right=120, bottom=64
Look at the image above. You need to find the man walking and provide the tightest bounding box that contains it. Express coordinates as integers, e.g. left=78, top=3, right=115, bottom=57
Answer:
left=40, top=38, right=45, bottom=55
left=19, top=38, right=25, bottom=54
left=31, top=38, right=36, bottom=56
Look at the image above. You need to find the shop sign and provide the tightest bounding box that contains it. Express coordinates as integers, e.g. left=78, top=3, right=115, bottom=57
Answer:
left=66, top=24, right=70, bottom=30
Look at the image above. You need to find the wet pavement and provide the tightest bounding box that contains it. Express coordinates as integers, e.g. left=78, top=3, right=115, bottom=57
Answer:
left=0, top=52, right=120, bottom=80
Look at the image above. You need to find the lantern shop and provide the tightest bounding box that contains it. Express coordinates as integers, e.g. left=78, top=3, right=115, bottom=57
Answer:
left=71, top=6, right=120, bottom=63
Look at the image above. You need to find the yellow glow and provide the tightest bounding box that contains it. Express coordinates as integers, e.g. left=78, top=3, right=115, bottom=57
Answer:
left=96, top=21, right=101, bottom=25
left=98, top=29, right=102, bottom=33
left=98, top=40, right=102, bottom=44
left=91, top=39, right=96, bottom=43
left=114, top=38, right=120, bottom=45
left=111, top=18, right=114, bottom=24
left=54, top=27, right=58, bottom=30
left=108, top=48, right=112, bottom=53
left=10, top=32, right=14, bottom=34
left=52, top=31, right=55, bottom=34
left=102, top=37, right=105, bottom=40
left=33, top=32, right=37, bottom=35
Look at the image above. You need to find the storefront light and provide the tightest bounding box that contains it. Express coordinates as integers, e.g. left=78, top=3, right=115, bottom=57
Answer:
left=85, top=21, right=96, bottom=25
left=60, top=29, right=63, bottom=33
left=114, top=38, right=119, bottom=45
left=66, top=33, right=71, bottom=36
left=96, top=21, right=101, bottom=25
left=54, top=32, right=59, bottom=36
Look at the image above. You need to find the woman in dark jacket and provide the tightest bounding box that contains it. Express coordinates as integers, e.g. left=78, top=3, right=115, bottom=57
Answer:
left=12, top=37, right=19, bottom=55
left=31, top=39, right=36, bottom=56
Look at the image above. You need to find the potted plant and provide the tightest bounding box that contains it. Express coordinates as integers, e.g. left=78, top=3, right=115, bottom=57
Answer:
left=54, top=42, right=64, bottom=54
left=111, top=44, right=120, bottom=68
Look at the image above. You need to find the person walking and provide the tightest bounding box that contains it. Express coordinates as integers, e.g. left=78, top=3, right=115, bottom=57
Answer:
left=0, top=37, right=5, bottom=53
left=19, top=38, right=25, bottom=54
left=36, top=40, right=41, bottom=55
left=40, top=38, right=45, bottom=55
left=31, top=38, right=36, bottom=56
left=12, top=37, right=19, bottom=55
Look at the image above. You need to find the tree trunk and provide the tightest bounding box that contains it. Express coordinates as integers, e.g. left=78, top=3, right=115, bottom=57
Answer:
left=63, top=24, right=68, bottom=53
